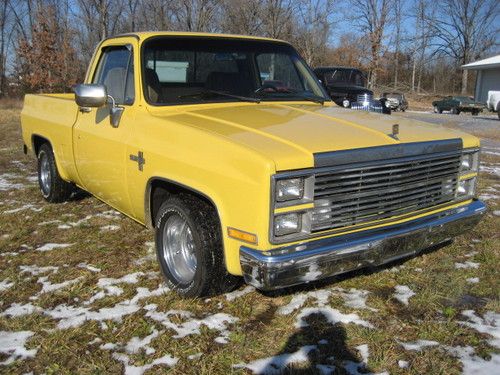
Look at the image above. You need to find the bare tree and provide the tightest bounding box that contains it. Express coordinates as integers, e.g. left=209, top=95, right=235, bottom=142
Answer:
left=431, top=0, right=499, bottom=93
left=349, top=0, right=392, bottom=88
left=392, top=0, right=401, bottom=88
left=173, top=0, right=220, bottom=32
left=293, top=0, right=334, bottom=66
left=261, top=0, right=294, bottom=39
left=221, top=0, right=264, bottom=35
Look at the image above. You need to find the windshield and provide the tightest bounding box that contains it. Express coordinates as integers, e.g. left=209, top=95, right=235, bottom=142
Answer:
left=323, top=69, right=365, bottom=87
left=142, top=37, right=328, bottom=105
left=454, top=96, right=473, bottom=102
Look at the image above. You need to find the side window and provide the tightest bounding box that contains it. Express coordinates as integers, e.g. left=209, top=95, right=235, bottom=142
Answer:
left=93, top=46, right=134, bottom=105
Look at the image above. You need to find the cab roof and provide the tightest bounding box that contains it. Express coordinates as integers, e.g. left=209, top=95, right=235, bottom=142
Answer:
left=110, top=31, right=289, bottom=45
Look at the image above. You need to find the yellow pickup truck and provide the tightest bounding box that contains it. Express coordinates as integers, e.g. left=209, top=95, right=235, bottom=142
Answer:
left=21, top=32, right=486, bottom=297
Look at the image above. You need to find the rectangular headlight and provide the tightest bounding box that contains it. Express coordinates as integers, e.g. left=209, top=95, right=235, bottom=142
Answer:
left=457, top=177, right=477, bottom=198
left=276, top=178, right=304, bottom=202
left=274, top=213, right=301, bottom=236
left=460, top=151, right=479, bottom=173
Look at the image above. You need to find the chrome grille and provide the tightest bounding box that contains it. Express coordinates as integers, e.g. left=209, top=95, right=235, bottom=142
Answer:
left=311, top=153, right=461, bottom=232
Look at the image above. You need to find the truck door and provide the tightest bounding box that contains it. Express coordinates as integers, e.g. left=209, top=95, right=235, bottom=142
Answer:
left=73, top=43, right=136, bottom=214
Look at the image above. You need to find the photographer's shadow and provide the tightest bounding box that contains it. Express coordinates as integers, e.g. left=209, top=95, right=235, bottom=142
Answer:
left=261, top=312, right=372, bottom=374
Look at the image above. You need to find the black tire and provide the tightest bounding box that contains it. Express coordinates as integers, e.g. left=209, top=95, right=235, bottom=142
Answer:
left=472, top=110, right=479, bottom=116
left=155, top=194, right=240, bottom=298
left=37, top=143, right=73, bottom=203
left=451, top=107, right=459, bottom=115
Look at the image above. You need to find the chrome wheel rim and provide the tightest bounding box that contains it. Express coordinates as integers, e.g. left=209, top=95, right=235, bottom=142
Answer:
left=162, top=214, right=197, bottom=284
left=39, top=152, right=51, bottom=196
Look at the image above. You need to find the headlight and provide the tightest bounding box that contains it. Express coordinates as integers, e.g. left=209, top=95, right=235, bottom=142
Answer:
left=274, top=213, right=301, bottom=236
left=456, top=177, right=476, bottom=198
left=460, top=151, right=479, bottom=173
left=276, top=178, right=304, bottom=202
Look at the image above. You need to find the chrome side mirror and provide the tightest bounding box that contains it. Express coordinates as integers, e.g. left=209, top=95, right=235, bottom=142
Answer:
left=74, top=84, right=108, bottom=107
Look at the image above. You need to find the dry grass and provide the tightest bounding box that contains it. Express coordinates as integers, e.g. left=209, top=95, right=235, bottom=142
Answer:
left=0, top=108, right=499, bottom=374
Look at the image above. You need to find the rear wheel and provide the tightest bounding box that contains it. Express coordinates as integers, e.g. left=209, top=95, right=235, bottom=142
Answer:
left=451, top=107, right=459, bottom=115
left=472, top=110, right=479, bottom=116
left=155, top=194, right=239, bottom=298
left=37, top=143, right=73, bottom=203
left=434, top=106, right=442, bottom=114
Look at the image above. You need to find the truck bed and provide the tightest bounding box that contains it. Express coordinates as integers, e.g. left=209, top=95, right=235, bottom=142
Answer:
left=21, top=93, right=80, bottom=182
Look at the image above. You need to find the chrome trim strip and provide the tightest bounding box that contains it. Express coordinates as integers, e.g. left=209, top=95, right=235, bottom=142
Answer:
left=314, top=139, right=463, bottom=168
left=245, top=200, right=486, bottom=290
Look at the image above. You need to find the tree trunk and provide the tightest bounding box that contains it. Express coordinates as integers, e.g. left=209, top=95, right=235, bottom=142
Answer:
left=461, top=69, right=468, bottom=94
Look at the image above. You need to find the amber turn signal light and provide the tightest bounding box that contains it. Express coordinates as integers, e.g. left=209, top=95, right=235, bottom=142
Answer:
left=227, top=227, right=258, bottom=245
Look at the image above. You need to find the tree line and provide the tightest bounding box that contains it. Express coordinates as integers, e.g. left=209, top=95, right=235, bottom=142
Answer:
left=0, top=0, right=498, bottom=97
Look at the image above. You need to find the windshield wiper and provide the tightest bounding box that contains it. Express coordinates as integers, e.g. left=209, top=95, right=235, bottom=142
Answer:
left=296, top=95, right=325, bottom=105
left=179, top=90, right=260, bottom=103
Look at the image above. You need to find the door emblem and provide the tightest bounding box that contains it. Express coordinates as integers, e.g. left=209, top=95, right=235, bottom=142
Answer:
left=390, top=124, right=399, bottom=140
left=130, top=151, right=145, bottom=171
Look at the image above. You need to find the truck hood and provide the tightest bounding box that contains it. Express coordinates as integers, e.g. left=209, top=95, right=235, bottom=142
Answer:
left=150, top=103, right=478, bottom=171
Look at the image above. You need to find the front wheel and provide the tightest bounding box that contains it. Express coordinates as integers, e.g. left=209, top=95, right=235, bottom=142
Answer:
left=451, top=107, right=460, bottom=115
left=37, top=143, right=73, bottom=203
left=155, top=194, right=239, bottom=298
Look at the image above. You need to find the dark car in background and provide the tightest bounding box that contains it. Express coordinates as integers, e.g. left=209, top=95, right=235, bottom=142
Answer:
left=314, top=67, right=390, bottom=114
left=314, top=67, right=371, bottom=107
left=432, top=96, right=485, bottom=116
left=382, top=92, right=408, bottom=112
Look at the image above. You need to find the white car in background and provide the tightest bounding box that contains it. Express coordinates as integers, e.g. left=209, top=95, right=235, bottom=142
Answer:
left=487, top=91, right=500, bottom=119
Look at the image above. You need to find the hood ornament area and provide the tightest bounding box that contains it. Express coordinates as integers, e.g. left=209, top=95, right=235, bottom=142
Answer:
left=389, top=123, right=399, bottom=140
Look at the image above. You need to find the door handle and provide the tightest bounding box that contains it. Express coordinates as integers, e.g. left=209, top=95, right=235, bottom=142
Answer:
left=79, top=106, right=91, bottom=113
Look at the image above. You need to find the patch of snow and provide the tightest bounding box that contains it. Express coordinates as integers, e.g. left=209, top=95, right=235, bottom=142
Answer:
left=44, top=285, right=168, bottom=329
left=20, top=265, right=58, bottom=276
left=398, top=339, right=439, bottom=351
left=356, top=344, right=369, bottom=364
left=460, top=310, right=500, bottom=349
left=100, top=225, right=120, bottom=231
left=100, top=342, right=119, bottom=350
left=0, top=279, right=14, bottom=291
left=36, top=243, right=73, bottom=252
left=493, top=210, right=500, bottom=217
left=278, top=294, right=309, bottom=315
left=479, top=193, right=499, bottom=201
left=77, top=263, right=101, bottom=273
left=445, top=345, right=500, bottom=375
left=466, top=277, right=480, bottom=284
left=112, top=352, right=178, bottom=375
left=398, top=360, right=409, bottom=368
left=57, top=224, right=72, bottom=229
left=1, top=303, right=40, bottom=317
left=455, top=261, right=480, bottom=269
left=278, top=289, right=333, bottom=315
left=393, top=285, right=416, bottom=305
left=187, top=353, right=202, bottom=360
left=3, top=204, right=42, bottom=214
left=225, top=285, right=255, bottom=301
left=38, top=220, right=62, bottom=226
left=145, top=305, right=238, bottom=342
left=0, top=173, right=25, bottom=191
left=37, top=276, right=83, bottom=294
left=334, top=288, right=378, bottom=312
left=295, top=307, right=373, bottom=329
left=234, top=345, right=317, bottom=374
left=125, top=329, right=161, bottom=355
left=133, top=242, right=156, bottom=265
left=464, top=251, right=479, bottom=258
left=0, top=331, right=37, bottom=365
left=96, top=210, right=122, bottom=219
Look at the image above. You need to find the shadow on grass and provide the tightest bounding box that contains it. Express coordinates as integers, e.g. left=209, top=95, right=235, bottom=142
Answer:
left=262, top=313, right=371, bottom=374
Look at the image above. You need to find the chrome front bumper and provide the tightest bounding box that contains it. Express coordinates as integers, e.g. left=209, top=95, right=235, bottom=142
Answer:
left=240, top=200, right=486, bottom=290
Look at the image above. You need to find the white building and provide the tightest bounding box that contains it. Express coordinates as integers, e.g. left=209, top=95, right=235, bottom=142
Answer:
left=462, top=54, right=500, bottom=103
